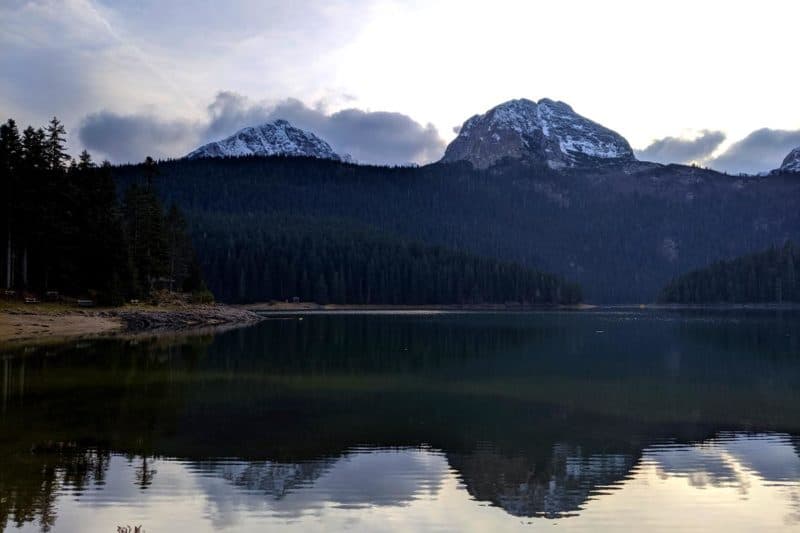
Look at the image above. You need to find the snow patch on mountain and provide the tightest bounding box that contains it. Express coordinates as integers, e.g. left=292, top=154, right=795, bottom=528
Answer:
left=441, top=98, right=635, bottom=169
left=780, top=146, right=800, bottom=173
left=186, top=119, right=350, bottom=162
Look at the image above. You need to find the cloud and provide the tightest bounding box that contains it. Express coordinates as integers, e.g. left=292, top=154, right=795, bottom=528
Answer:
left=79, top=92, right=446, bottom=165
left=79, top=112, right=199, bottom=163
left=202, top=91, right=274, bottom=140
left=0, top=0, right=195, bottom=133
left=294, top=105, right=445, bottom=165
left=707, top=128, right=800, bottom=175
left=335, top=109, right=443, bottom=164
left=204, top=92, right=446, bottom=165
left=635, top=130, right=726, bottom=165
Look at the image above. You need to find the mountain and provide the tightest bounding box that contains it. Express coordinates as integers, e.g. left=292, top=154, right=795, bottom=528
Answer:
left=186, top=119, right=348, bottom=161
left=780, top=146, right=800, bottom=173
left=441, top=98, right=635, bottom=169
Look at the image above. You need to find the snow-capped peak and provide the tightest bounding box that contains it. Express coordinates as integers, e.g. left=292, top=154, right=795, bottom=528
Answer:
left=779, top=146, right=800, bottom=173
left=442, top=98, right=635, bottom=169
left=186, top=119, right=349, bottom=162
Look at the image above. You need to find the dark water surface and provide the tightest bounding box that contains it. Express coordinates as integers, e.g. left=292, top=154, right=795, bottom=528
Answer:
left=1, top=310, right=799, bottom=532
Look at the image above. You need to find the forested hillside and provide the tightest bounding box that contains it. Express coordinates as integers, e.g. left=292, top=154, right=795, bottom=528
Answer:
left=112, top=155, right=800, bottom=303
left=0, top=118, right=208, bottom=304
left=659, top=242, right=800, bottom=304
left=191, top=213, right=581, bottom=304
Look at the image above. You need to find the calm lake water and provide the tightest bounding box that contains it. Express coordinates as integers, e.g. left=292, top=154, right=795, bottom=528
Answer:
left=1, top=310, right=800, bottom=532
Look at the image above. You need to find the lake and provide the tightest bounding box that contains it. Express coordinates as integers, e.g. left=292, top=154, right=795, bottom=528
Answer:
left=1, top=310, right=799, bottom=532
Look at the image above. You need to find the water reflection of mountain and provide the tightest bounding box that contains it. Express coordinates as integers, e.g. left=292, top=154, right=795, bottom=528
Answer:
left=448, top=444, right=636, bottom=518
left=195, top=460, right=334, bottom=500
left=194, top=449, right=449, bottom=522
left=1, top=311, right=800, bottom=529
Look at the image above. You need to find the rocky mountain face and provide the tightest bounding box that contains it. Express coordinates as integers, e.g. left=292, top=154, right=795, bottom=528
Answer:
left=441, top=98, right=635, bottom=169
left=780, top=147, right=800, bottom=173
left=186, top=119, right=348, bottom=161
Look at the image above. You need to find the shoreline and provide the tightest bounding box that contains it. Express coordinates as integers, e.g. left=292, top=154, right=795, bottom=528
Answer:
left=0, top=302, right=263, bottom=346
left=4, top=300, right=798, bottom=346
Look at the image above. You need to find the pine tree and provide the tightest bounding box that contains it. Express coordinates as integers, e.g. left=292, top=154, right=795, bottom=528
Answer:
left=18, top=126, right=46, bottom=289
left=1, top=119, right=23, bottom=289
left=78, top=150, right=95, bottom=170
left=165, top=204, right=194, bottom=291
left=44, top=117, right=69, bottom=172
left=123, top=183, right=168, bottom=296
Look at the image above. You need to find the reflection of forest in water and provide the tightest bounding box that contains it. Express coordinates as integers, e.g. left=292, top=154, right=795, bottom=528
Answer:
left=1, top=311, right=800, bottom=530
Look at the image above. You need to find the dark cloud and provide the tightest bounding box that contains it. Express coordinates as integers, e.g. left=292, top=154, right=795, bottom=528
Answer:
left=204, top=91, right=274, bottom=140
left=316, top=108, right=444, bottom=165
left=635, top=130, right=726, bottom=165
left=79, top=92, right=446, bottom=165
left=708, top=128, right=800, bottom=175
left=79, top=111, right=198, bottom=163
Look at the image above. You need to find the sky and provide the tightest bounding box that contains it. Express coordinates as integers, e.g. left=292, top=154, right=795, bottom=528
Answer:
left=2, top=0, right=799, bottom=172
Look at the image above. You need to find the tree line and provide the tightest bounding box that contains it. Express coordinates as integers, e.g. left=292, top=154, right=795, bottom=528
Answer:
left=0, top=117, right=208, bottom=305
left=192, top=212, right=582, bottom=304
left=659, top=241, right=800, bottom=303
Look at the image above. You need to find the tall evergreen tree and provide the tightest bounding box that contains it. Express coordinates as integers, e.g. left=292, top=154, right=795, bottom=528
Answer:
left=0, top=119, right=22, bottom=289
left=18, top=126, right=47, bottom=288
left=44, top=117, right=70, bottom=172
left=165, top=204, right=196, bottom=292
left=123, top=183, right=168, bottom=296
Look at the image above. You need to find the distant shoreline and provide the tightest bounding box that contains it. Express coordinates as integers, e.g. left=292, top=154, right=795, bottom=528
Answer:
left=239, top=302, right=597, bottom=313
left=244, top=301, right=800, bottom=315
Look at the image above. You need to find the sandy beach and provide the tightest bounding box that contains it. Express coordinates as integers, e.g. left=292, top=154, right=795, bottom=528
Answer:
left=0, top=302, right=263, bottom=345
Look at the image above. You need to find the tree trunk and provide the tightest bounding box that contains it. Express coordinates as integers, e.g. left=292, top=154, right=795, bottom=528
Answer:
left=5, top=224, right=11, bottom=289
left=170, top=250, right=175, bottom=292
left=22, top=247, right=28, bottom=288
left=2, top=357, right=8, bottom=415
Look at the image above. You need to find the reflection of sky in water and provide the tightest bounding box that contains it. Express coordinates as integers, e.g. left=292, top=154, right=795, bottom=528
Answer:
left=647, top=433, right=800, bottom=487
left=11, top=434, right=800, bottom=532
